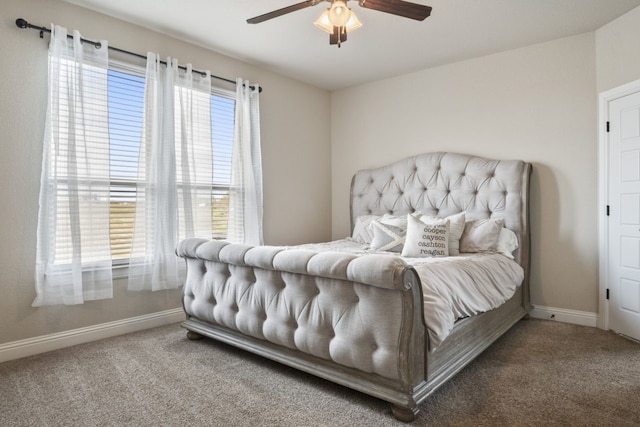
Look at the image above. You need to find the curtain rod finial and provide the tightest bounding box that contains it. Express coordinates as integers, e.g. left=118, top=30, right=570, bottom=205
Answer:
left=16, top=18, right=29, bottom=29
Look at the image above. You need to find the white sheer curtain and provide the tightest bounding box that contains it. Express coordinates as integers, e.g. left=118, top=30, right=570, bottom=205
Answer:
left=228, top=78, right=263, bottom=246
left=34, top=25, right=113, bottom=306
left=128, top=54, right=212, bottom=291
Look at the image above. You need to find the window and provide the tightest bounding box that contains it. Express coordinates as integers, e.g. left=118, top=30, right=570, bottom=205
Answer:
left=107, top=66, right=144, bottom=261
left=106, top=63, right=235, bottom=262
left=35, top=28, right=262, bottom=305
left=210, top=93, right=235, bottom=239
left=44, top=61, right=235, bottom=267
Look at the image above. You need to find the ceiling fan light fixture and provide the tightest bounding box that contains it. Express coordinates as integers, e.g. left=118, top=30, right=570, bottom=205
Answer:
left=314, top=9, right=362, bottom=35
left=247, top=0, right=432, bottom=47
left=328, top=0, right=351, bottom=27
left=314, top=10, right=333, bottom=34
left=345, top=12, right=362, bottom=31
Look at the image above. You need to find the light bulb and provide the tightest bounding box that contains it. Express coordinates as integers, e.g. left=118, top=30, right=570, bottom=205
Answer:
left=328, top=1, right=351, bottom=27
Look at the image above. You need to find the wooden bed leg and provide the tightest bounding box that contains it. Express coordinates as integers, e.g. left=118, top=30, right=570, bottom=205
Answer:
left=391, top=404, right=419, bottom=422
left=186, top=330, right=204, bottom=341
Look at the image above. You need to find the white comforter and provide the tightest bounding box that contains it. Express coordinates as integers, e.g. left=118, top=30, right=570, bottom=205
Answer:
left=293, top=239, right=524, bottom=349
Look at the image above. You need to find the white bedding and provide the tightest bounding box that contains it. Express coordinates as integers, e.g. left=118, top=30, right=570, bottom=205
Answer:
left=292, top=239, right=524, bottom=349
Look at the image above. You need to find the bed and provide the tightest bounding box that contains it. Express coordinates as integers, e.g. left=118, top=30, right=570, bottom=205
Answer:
left=177, top=151, right=532, bottom=421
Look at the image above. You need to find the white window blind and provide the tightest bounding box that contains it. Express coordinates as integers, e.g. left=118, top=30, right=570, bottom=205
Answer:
left=107, top=66, right=144, bottom=260
left=211, top=92, right=235, bottom=238
left=106, top=63, right=235, bottom=261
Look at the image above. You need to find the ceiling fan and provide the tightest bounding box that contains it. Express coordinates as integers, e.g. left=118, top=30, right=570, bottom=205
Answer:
left=247, top=0, right=432, bottom=47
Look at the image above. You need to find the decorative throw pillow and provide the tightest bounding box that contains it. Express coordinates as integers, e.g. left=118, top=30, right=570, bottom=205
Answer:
left=378, top=213, right=409, bottom=229
left=460, top=218, right=505, bottom=253
left=377, top=211, right=425, bottom=231
left=351, top=215, right=379, bottom=244
left=419, top=211, right=465, bottom=256
left=401, top=215, right=450, bottom=258
left=369, top=221, right=406, bottom=252
left=496, top=227, right=519, bottom=259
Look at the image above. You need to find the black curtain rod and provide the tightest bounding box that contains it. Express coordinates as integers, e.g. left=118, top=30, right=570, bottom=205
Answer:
left=15, top=18, right=262, bottom=93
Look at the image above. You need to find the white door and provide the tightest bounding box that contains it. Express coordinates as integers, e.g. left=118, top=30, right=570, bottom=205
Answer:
left=609, top=90, right=640, bottom=341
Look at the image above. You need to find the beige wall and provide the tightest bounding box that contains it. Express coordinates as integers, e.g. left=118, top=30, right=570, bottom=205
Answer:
left=0, top=0, right=331, bottom=344
left=596, top=5, right=640, bottom=92
left=331, top=33, right=599, bottom=313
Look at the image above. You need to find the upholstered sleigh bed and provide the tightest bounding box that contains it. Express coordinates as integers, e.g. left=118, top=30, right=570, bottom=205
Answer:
left=177, top=152, right=531, bottom=421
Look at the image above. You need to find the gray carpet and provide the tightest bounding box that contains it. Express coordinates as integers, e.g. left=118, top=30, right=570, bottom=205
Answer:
left=1, top=318, right=639, bottom=426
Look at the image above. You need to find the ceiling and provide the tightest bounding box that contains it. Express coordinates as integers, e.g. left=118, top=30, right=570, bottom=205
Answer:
left=64, top=0, right=640, bottom=91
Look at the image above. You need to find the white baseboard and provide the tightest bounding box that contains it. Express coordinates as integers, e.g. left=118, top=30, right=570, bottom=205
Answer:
left=0, top=308, right=185, bottom=363
left=529, top=305, right=598, bottom=327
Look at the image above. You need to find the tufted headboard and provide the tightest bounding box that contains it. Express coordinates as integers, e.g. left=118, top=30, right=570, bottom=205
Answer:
left=350, top=152, right=532, bottom=270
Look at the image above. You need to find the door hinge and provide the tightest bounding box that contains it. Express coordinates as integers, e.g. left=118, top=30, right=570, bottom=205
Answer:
left=606, top=121, right=610, bottom=132
left=606, top=205, right=610, bottom=216
left=606, top=288, right=610, bottom=300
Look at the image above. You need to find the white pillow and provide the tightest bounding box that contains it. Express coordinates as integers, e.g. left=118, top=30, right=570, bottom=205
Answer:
left=419, top=212, right=465, bottom=256
left=351, top=215, right=379, bottom=244
left=378, top=213, right=409, bottom=229
left=376, top=211, right=425, bottom=231
left=401, top=215, right=449, bottom=258
left=460, top=218, right=505, bottom=253
left=369, top=221, right=406, bottom=252
left=496, top=228, right=519, bottom=259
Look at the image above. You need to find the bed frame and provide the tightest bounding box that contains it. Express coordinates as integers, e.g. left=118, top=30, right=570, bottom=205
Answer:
left=177, top=152, right=531, bottom=421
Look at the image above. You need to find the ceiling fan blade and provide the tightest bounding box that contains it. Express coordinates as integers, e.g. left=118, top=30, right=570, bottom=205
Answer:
left=359, top=0, right=432, bottom=21
left=247, top=0, right=324, bottom=24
